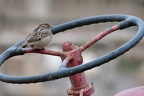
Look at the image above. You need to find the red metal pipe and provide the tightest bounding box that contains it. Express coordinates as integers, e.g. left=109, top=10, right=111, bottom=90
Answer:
left=23, top=48, right=61, bottom=56
left=61, top=42, right=94, bottom=96
left=80, top=25, right=120, bottom=52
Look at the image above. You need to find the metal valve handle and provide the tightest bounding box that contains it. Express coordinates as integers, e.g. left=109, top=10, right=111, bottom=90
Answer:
left=0, top=14, right=144, bottom=84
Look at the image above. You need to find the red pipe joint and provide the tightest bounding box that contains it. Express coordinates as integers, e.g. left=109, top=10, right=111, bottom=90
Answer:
left=61, top=42, right=94, bottom=96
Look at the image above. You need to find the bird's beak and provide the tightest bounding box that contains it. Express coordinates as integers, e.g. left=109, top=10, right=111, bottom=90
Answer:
left=50, top=25, right=53, bottom=28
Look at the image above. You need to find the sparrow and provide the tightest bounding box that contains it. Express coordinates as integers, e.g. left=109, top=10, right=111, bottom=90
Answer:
left=21, top=23, right=53, bottom=49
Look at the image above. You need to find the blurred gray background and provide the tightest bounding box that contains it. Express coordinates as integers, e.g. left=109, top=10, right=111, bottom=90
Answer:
left=0, top=0, right=144, bottom=96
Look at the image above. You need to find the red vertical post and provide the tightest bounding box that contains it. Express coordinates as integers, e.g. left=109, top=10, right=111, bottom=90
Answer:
left=60, top=42, right=94, bottom=96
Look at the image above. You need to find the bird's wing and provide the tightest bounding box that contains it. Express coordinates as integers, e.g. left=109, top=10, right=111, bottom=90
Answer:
left=27, top=29, right=49, bottom=43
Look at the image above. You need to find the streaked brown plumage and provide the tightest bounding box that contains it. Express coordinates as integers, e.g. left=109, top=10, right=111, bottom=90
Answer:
left=21, top=23, right=53, bottom=49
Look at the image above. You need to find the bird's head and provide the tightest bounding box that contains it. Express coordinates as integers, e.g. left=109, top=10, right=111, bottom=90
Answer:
left=39, top=23, right=53, bottom=29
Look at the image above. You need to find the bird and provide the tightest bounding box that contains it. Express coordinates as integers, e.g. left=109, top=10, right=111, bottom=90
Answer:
left=21, top=23, right=53, bottom=49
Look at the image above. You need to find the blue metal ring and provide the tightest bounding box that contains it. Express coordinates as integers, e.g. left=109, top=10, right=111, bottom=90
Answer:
left=0, top=14, right=143, bottom=83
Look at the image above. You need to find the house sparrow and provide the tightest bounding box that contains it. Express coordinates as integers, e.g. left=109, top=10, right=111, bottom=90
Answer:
left=21, top=23, right=53, bottom=49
